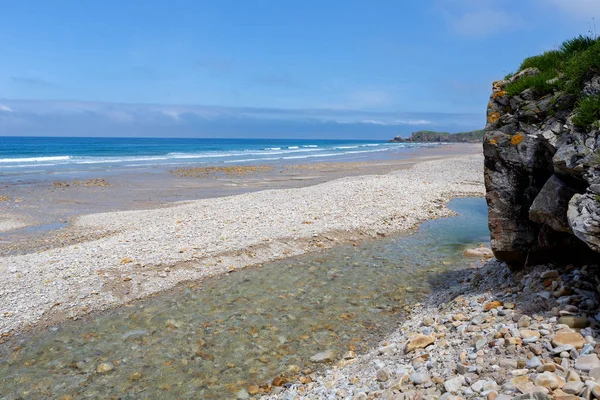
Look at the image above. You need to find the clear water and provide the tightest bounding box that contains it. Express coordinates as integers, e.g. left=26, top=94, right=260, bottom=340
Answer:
left=0, top=198, right=489, bottom=400
left=0, top=137, right=439, bottom=178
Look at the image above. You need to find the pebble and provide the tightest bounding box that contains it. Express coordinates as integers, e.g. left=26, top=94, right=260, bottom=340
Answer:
left=309, top=350, right=335, bottom=363
left=444, top=376, right=465, bottom=393
left=575, top=355, right=600, bottom=371
left=376, top=368, right=391, bottom=382
left=96, top=362, right=114, bottom=374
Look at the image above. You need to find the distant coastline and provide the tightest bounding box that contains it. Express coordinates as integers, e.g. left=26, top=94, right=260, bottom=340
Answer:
left=390, top=129, right=484, bottom=143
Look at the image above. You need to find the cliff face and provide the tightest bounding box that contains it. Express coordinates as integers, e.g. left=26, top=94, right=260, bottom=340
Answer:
left=484, top=66, right=600, bottom=268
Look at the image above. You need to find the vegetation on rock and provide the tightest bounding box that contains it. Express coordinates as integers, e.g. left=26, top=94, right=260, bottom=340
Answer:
left=505, top=35, right=600, bottom=129
left=391, top=129, right=484, bottom=143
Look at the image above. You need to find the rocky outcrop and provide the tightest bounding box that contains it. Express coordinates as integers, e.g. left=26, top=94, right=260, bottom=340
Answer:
left=391, top=130, right=484, bottom=143
left=484, top=70, right=600, bottom=268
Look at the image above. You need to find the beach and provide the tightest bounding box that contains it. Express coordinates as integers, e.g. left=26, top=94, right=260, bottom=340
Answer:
left=0, top=148, right=484, bottom=337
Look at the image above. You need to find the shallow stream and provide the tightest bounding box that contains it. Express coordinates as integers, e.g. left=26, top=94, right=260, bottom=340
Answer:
left=0, top=197, right=489, bottom=400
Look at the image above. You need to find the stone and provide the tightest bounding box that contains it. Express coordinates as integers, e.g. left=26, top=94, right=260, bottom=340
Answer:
left=540, top=270, right=560, bottom=279
left=534, top=371, right=562, bottom=390
left=558, top=316, right=589, bottom=329
left=247, top=385, right=259, bottom=395
left=530, top=175, right=579, bottom=233
left=464, top=247, right=494, bottom=258
left=406, top=335, right=435, bottom=353
left=500, top=358, right=518, bottom=369
left=456, top=363, right=468, bottom=375
left=377, top=368, right=391, bottom=382
left=410, top=372, right=430, bottom=385
left=236, top=389, right=250, bottom=399
left=343, top=351, right=357, bottom=359
left=566, top=370, right=581, bottom=382
left=537, top=363, right=557, bottom=373
left=518, top=315, right=532, bottom=328
left=575, top=355, right=600, bottom=371
left=589, top=367, right=600, bottom=381
left=423, top=316, right=435, bottom=326
left=520, top=329, right=541, bottom=339
left=444, top=376, right=466, bottom=394
left=562, top=381, right=584, bottom=395
left=526, top=356, right=542, bottom=369
left=552, top=331, right=586, bottom=349
left=309, top=350, right=335, bottom=363
left=484, top=301, right=503, bottom=311
left=96, top=362, right=114, bottom=374
left=352, top=393, right=368, bottom=400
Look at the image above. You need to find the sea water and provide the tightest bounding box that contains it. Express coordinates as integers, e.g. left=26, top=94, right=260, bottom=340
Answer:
left=0, top=198, right=488, bottom=399
left=0, top=137, right=437, bottom=178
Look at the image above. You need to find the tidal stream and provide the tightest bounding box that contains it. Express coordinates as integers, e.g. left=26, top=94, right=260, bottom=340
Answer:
left=0, top=197, right=489, bottom=400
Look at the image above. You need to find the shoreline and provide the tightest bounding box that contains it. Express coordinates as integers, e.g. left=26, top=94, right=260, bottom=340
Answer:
left=0, top=144, right=480, bottom=253
left=267, top=261, right=600, bottom=399
left=0, top=153, right=484, bottom=338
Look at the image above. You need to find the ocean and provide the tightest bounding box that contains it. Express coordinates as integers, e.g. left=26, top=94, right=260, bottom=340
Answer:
left=0, top=136, right=437, bottom=178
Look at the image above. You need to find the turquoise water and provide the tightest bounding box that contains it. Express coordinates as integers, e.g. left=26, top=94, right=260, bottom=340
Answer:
left=0, top=137, right=437, bottom=178
left=0, top=198, right=489, bottom=400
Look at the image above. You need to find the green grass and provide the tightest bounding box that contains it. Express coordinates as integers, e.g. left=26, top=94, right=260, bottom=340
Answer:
left=560, top=35, right=598, bottom=56
left=505, top=70, right=558, bottom=96
left=505, top=34, right=600, bottom=129
left=573, top=96, right=600, bottom=128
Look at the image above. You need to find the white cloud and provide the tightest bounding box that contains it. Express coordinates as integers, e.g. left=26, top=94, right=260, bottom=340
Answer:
left=549, top=0, right=600, bottom=20
left=0, top=104, right=13, bottom=112
left=441, top=0, right=525, bottom=37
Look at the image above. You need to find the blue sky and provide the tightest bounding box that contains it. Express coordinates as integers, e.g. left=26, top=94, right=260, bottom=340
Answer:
left=1, top=0, right=599, bottom=138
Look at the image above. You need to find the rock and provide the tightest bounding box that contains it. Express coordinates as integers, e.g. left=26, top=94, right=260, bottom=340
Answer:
left=520, top=329, right=541, bottom=339
left=406, top=334, right=435, bottom=353
left=530, top=176, right=578, bottom=233
left=514, top=390, right=551, bottom=400
left=575, top=355, right=600, bottom=371
left=484, top=301, right=503, bottom=311
left=558, top=316, right=590, bottom=329
left=352, top=393, right=368, bottom=400
left=236, top=389, right=250, bottom=399
left=589, top=367, right=600, bottom=381
left=562, top=381, right=584, bottom=395
left=537, top=363, right=557, bottom=373
left=247, top=385, right=259, bottom=395
left=129, top=372, right=143, bottom=381
left=410, top=372, right=430, bottom=385
left=527, top=356, right=542, bottom=369
left=309, top=350, right=335, bottom=363
left=464, top=247, right=494, bottom=258
left=96, top=362, right=114, bottom=374
left=343, top=351, right=357, bottom=359
left=552, top=331, right=586, bottom=349
left=377, top=368, right=391, bottom=382
left=540, top=270, right=560, bottom=279
left=500, top=358, right=518, bottom=369
left=456, top=362, right=468, bottom=375
left=566, top=370, right=581, bottom=382
left=444, top=376, right=466, bottom=394
left=534, top=371, right=563, bottom=390
left=518, top=315, right=532, bottom=328
left=422, top=316, right=435, bottom=326
left=272, top=376, right=286, bottom=386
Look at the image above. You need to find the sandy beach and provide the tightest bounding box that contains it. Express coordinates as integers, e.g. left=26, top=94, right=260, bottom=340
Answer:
left=0, top=151, right=484, bottom=337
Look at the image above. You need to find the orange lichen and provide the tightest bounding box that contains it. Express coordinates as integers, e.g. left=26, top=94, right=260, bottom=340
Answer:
left=489, top=139, right=497, bottom=145
left=492, top=90, right=507, bottom=99
left=511, top=133, right=525, bottom=146
left=487, top=112, right=501, bottom=124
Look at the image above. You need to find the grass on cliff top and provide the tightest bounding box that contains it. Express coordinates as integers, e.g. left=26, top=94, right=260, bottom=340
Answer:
left=505, top=35, right=600, bottom=129
left=505, top=35, right=600, bottom=97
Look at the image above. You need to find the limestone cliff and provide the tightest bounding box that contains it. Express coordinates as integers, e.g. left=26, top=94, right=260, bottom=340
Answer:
left=484, top=37, right=600, bottom=268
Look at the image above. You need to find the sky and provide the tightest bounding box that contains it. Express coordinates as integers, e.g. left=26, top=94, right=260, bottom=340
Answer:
left=1, top=0, right=600, bottom=139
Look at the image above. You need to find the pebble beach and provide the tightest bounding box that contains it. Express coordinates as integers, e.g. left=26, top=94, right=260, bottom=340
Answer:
left=0, top=154, right=484, bottom=337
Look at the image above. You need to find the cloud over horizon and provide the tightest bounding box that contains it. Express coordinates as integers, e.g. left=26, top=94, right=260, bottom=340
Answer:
left=0, top=99, right=483, bottom=139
